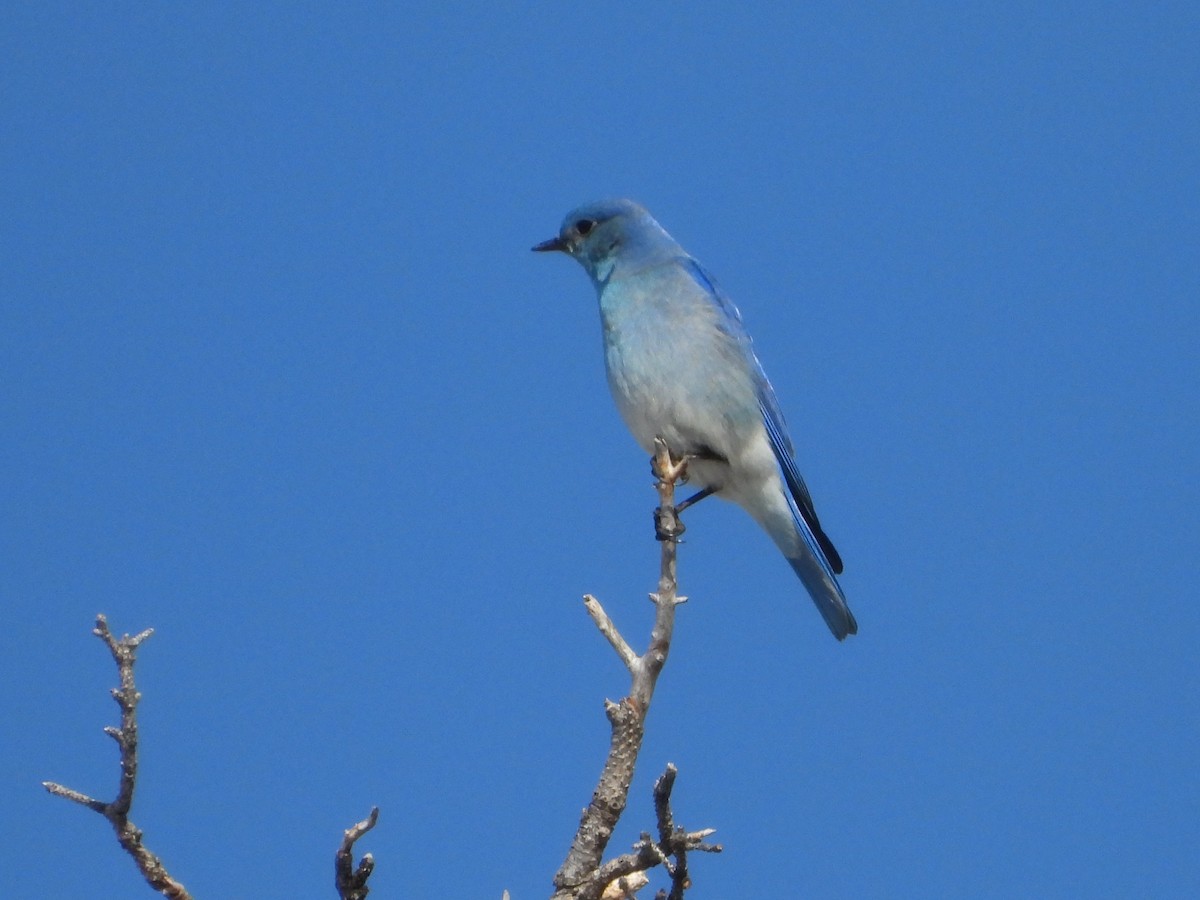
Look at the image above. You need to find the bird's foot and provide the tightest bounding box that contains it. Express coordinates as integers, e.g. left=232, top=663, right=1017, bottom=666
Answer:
left=649, top=449, right=691, bottom=484
left=654, top=505, right=686, bottom=541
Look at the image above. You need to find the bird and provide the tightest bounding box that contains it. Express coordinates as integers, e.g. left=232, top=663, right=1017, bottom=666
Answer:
left=533, top=199, right=857, bottom=640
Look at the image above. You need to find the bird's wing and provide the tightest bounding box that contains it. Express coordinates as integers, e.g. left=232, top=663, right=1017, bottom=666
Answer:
left=758, top=398, right=844, bottom=574
left=683, top=258, right=844, bottom=575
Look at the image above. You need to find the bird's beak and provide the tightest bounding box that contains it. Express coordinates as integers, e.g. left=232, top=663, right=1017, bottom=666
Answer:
left=532, top=235, right=569, bottom=253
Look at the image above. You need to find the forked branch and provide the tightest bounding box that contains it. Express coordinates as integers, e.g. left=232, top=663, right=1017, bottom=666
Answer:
left=552, top=439, right=722, bottom=899
left=43, top=615, right=193, bottom=900
left=45, top=616, right=382, bottom=899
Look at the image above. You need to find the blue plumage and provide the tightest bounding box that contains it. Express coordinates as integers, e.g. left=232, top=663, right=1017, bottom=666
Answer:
left=534, top=199, right=857, bottom=640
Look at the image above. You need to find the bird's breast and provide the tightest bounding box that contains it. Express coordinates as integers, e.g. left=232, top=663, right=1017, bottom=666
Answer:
left=597, top=274, right=762, bottom=466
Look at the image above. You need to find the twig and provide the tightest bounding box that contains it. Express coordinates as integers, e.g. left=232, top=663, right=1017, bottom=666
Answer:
left=584, top=595, right=638, bottom=671
left=48, top=617, right=383, bottom=898
left=43, top=615, right=193, bottom=900
left=336, top=807, right=380, bottom=900
left=581, top=765, right=721, bottom=900
left=552, top=439, right=719, bottom=899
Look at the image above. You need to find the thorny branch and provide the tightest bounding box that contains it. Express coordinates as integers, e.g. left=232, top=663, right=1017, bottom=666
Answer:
left=551, top=438, right=722, bottom=900
left=43, top=615, right=193, bottom=900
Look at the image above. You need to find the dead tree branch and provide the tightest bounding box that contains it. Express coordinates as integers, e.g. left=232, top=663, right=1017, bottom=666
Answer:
left=336, top=806, right=380, bottom=900
left=551, top=438, right=722, bottom=899
left=46, top=615, right=382, bottom=899
left=43, top=615, right=193, bottom=900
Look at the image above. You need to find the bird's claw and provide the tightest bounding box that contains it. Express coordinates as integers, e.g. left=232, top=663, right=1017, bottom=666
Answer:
left=649, top=450, right=691, bottom=485
left=654, top=505, right=686, bottom=541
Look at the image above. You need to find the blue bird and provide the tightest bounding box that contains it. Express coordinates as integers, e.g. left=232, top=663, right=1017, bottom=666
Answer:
left=534, top=199, right=857, bottom=640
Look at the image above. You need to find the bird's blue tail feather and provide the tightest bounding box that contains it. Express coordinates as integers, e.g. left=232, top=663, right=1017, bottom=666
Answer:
left=778, top=493, right=858, bottom=640
left=785, top=551, right=858, bottom=640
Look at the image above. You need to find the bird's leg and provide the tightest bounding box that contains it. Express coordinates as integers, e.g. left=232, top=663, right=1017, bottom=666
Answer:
left=675, top=485, right=716, bottom=514
left=650, top=440, right=723, bottom=539
left=652, top=445, right=693, bottom=541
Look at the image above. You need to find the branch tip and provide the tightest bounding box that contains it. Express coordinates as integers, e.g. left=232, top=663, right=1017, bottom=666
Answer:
left=46, top=616, right=194, bottom=900
left=585, top=595, right=638, bottom=671
left=336, top=807, right=380, bottom=900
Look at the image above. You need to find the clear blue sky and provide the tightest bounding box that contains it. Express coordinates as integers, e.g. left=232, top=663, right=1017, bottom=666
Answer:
left=3, top=4, right=1197, bottom=898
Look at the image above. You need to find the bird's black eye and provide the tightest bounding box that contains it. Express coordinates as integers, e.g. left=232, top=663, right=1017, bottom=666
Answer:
left=575, top=219, right=596, bottom=236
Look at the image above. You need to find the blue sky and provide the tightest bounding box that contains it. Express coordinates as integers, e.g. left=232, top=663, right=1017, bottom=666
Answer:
left=3, top=3, right=1197, bottom=897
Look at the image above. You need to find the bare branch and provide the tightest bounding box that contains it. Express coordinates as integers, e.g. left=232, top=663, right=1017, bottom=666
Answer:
left=43, top=615, right=193, bottom=900
left=653, top=765, right=678, bottom=847
left=585, top=594, right=638, bottom=672
left=336, top=807, right=380, bottom=900
left=655, top=768, right=688, bottom=900
left=584, top=766, right=722, bottom=900
left=552, top=439, right=720, bottom=899
left=49, top=617, right=384, bottom=898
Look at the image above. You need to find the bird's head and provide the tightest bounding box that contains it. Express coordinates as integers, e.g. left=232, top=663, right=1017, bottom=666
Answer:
left=533, top=199, right=677, bottom=284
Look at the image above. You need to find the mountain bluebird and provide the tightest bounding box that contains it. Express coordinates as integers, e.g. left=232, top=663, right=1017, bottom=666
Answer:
left=534, top=199, right=857, bottom=640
